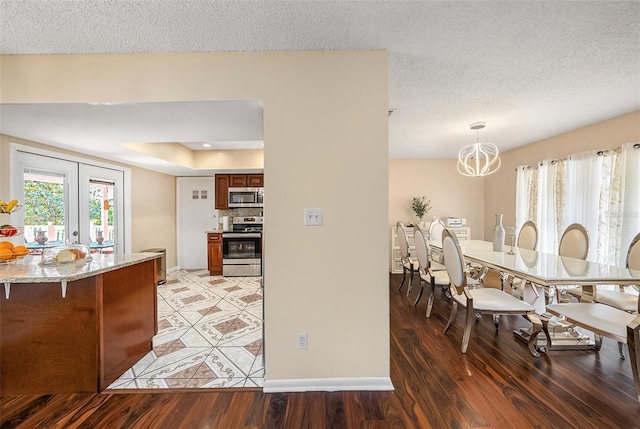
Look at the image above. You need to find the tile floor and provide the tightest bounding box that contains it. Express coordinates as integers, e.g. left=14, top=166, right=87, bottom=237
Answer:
left=106, top=269, right=263, bottom=389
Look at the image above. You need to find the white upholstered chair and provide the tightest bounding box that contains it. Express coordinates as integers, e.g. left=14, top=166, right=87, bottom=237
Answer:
left=413, top=225, right=449, bottom=316
left=517, top=220, right=538, bottom=251
left=427, top=218, right=447, bottom=271
left=558, top=223, right=590, bottom=302
left=441, top=228, right=536, bottom=353
left=509, top=221, right=539, bottom=299
left=428, top=218, right=445, bottom=243
left=593, top=232, right=640, bottom=313
left=559, top=223, right=589, bottom=260
left=396, top=221, right=418, bottom=296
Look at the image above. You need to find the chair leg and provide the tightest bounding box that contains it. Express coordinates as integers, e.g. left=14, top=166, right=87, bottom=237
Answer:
left=619, top=342, right=625, bottom=360
left=422, top=280, right=435, bottom=317
left=500, top=271, right=509, bottom=290
left=443, top=300, right=458, bottom=333
left=398, top=266, right=407, bottom=291
left=627, top=316, right=640, bottom=403
left=406, top=264, right=414, bottom=297
left=461, top=305, right=474, bottom=353
left=413, top=278, right=424, bottom=306
left=493, top=314, right=500, bottom=330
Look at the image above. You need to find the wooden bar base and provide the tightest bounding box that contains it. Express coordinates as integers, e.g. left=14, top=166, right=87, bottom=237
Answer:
left=0, top=259, right=157, bottom=395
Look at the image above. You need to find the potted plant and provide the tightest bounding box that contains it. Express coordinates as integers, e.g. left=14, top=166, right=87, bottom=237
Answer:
left=411, top=196, right=431, bottom=226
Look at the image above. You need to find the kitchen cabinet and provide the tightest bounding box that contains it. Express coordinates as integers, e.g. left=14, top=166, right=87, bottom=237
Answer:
left=230, top=175, right=248, bottom=187
left=215, top=174, right=263, bottom=209
left=230, top=174, right=264, bottom=187
left=247, top=174, right=264, bottom=186
left=215, top=175, right=230, bottom=209
left=207, top=232, right=223, bottom=275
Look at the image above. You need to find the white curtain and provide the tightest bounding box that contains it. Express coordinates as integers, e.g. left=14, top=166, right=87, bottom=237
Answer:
left=515, top=143, right=640, bottom=267
left=534, top=159, right=565, bottom=254
left=620, top=143, right=640, bottom=266
left=564, top=151, right=603, bottom=263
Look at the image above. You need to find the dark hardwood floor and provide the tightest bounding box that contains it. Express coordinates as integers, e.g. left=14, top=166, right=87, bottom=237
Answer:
left=2, top=272, right=639, bottom=428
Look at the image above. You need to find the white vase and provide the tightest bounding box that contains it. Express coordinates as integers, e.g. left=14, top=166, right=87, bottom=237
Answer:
left=493, top=213, right=505, bottom=252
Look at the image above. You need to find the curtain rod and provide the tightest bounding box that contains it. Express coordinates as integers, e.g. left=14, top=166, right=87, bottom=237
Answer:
left=515, top=143, right=639, bottom=171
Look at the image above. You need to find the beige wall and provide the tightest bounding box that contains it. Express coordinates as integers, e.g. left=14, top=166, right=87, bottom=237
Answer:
left=484, top=110, right=640, bottom=238
left=0, top=51, right=390, bottom=386
left=0, top=134, right=179, bottom=267
left=389, top=159, right=485, bottom=238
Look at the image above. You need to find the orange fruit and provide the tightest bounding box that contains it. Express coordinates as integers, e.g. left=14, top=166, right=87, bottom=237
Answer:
left=13, top=245, right=29, bottom=257
left=0, top=248, right=13, bottom=260
left=0, top=241, right=14, bottom=251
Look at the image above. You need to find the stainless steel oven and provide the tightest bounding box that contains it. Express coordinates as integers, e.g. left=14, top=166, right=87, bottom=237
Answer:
left=222, top=216, right=263, bottom=277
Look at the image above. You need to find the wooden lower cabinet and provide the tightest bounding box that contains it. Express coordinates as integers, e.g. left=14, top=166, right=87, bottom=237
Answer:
left=0, top=259, right=157, bottom=394
left=208, top=232, right=223, bottom=275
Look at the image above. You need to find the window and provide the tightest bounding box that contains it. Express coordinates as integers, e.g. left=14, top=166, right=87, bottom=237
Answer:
left=516, top=142, right=640, bottom=267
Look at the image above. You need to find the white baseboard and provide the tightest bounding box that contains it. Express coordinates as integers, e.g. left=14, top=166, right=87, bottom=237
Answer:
left=167, top=266, right=179, bottom=274
left=262, top=377, right=394, bottom=393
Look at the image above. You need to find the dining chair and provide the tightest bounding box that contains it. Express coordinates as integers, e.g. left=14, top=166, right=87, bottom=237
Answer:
left=517, top=220, right=538, bottom=251
left=441, top=228, right=536, bottom=353
left=413, top=225, right=450, bottom=316
left=396, top=221, right=417, bottom=295
left=509, top=220, right=539, bottom=298
left=559, top=223, right=589, bottom=260
left=428, top=217, right=445, bottom=240
left=592, top=232, right=640, bottom=313
left=427, top=217, right=447, bottom=264
left=557, top=223, right=590, bottom=302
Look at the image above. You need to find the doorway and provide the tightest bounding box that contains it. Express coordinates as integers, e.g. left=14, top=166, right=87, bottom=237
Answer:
left=177, top=177, right=217, bottom=269
left=10, top=145, right=128, bottom=253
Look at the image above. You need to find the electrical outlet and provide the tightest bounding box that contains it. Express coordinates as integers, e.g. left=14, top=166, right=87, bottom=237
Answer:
left=304, top=208, right=323, bottom=226
left=297, top=332, right=308, bottom=349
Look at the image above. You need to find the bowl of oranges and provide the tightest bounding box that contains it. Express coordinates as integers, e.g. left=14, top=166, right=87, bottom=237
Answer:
left=0, top=241, right=29, bottom=263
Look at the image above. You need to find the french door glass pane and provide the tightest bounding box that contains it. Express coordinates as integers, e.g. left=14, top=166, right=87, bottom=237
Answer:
left=23, top=169, right=67, bottom=252
left=89, top=180, right=115, bottom=254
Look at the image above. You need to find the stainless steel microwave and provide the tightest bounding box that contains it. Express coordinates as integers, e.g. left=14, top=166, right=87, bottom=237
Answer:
left=228, top=187, right=264, bottom=208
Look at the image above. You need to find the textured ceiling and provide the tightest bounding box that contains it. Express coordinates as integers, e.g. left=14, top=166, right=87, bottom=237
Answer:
left=1, top=1, right=639, bottom=173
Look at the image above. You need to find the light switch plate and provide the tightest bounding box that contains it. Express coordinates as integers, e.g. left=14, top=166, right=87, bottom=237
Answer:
left=304, top=208, right=323, bottom=226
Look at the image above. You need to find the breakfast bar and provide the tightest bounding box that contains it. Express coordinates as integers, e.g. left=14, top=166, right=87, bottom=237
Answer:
left=0, top=253, right=160, bottom=395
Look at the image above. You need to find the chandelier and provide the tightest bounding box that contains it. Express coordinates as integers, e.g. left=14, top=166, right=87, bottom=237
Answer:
left=457, top=122, right=501, bottom=177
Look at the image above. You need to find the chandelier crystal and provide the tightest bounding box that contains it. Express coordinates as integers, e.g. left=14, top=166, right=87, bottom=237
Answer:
left=457, top=122, right=501, bottom=177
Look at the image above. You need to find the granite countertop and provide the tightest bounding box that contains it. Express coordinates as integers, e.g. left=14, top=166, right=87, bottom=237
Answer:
left=0, top=253, right=161, bottom=284
left=205, top=230, right=223, bottom=233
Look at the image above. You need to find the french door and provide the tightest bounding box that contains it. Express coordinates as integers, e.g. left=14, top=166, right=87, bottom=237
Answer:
left=11, top=150, right=125, bottom=253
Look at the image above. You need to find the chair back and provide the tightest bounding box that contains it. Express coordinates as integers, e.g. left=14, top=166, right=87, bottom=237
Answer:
left=559, top=223, right=589, bottom=260
left=627, top=232, right=640, bottom=270
left=517, top=220, right=538, bottom=250
left=396, top=221, right=410, bottom=260
left=442, top=228, right=466, bottom=294
left=413, top=225, right=429, bottom=273
left=429, top=218, right=446, bottom=243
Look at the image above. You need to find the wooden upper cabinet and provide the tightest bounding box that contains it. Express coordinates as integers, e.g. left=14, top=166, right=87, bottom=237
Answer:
left=215, top=175, right=229, bottom=210
left=230, top=175, right=248, bottom=187
left=216, top=174, right=263, bottom=210
left=247, top=174, right=264, bottom=187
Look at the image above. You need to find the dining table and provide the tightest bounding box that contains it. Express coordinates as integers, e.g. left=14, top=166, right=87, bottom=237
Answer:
left=427, top=239, right=640, bottom=354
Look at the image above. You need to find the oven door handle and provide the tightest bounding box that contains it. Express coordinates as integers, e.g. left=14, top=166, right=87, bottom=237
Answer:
left=223, top=233, right=262, bottom=238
